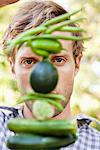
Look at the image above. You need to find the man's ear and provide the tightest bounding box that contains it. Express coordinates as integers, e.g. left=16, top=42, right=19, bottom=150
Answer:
left=9, top=57, right=15, bottom=76
left=74, top=52, right=83, bottom=76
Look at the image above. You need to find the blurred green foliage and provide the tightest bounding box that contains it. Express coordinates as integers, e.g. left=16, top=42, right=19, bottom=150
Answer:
left=0, top=0, right=100, bottom=127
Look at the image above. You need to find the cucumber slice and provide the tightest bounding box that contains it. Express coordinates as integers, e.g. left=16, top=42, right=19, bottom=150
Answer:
left=32, top=100, right=55, bottom=120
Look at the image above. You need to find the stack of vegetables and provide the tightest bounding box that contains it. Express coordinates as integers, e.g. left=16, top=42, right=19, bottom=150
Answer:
left=6, top=9, right=89, bottom=150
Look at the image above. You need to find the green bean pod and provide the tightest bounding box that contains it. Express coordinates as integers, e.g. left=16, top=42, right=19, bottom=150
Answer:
left=45, top=99, right=64, bottom=111
left=6, top=26, right=47, bottom=55
left=45, top=18, right=85, bottom=34
left=27, top=92, right=66, bottom=101
left=17, top=95, right=64, bottom=104
left=59, top=26, right=85, bottom=32
left=42, top=8, right=82, bottom=26
left=36, top=34, right=91, bottom=41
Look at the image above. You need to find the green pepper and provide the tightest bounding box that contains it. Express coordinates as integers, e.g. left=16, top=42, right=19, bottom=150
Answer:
left=32, top=49, right=49, bottom=58
left=31, top=39, right=63, bottom=53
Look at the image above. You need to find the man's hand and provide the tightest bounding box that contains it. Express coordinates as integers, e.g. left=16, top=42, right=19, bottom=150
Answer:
left=0, top=0, right=19, bottom=7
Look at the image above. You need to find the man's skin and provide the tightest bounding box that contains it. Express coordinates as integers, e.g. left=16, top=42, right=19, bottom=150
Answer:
left=0, top=0, right=19, bottom=7
left=9, top=31, right=82, bottom=120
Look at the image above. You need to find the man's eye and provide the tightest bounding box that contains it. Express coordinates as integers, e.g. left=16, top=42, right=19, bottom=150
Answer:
left=25, top=59, right=33, bottom=64
left=21, top=58, right=37, bottom=68
left=52, top=57, right=66, bottom=66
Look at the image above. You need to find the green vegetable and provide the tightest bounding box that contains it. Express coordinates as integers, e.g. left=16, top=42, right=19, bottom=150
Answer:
left=17, top=96, right=64, bottom=112
left=17, top=92, right=66, bottom=105
left=45, top=99, right=64, bottom=111
left=42, top=8, right=82, bottom=26
left=59, top=26, right=85, bottom=32
left=27, top=92, right=66, bottom=101
left=7, top=118, right=77, bottom=137
left=45, top=18, right=85, bottom=34
left=6, top=26, right=47, bottom=55
left=6, top=8, right=89, bottom=56
left=30, top=60, right=58, bottom=93
left=32, top=100, right=55, bottom=120
left=33, top=49, right=49, bottom=57
left=35, top=34, right=91, bottom=41
left=17, top=95, right=64, bottom=104
left=7, top=133, right=77, bottom=150
left=31, top=39, right=62, bottom=53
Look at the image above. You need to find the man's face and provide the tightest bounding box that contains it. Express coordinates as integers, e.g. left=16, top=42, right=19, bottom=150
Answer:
left=12, top=32, right=80, bottom=116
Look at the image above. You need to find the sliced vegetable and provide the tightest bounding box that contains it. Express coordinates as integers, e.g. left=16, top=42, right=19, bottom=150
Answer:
left=32, top=100, right=54, bottom=120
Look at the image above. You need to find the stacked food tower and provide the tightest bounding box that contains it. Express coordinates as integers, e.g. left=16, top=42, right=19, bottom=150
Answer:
left=6, top=9, right=89, bottom=150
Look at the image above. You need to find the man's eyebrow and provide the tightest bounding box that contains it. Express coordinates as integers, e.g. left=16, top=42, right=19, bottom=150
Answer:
left=50, top=50, right=70, bottom=56
left=19, top=55, right=42, bottom=60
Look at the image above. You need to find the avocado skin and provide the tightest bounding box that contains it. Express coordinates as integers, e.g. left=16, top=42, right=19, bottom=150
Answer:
left=30, top=61, right=58, bottom=93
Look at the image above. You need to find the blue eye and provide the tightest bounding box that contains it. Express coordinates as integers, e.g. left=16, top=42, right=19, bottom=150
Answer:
left=21, top=58, right=37, bottom=69
left=25, top=59, right=33, bottom=64
left=55, top=57, right=63, bottom=62
left=52, top=56, right=66, bottom=66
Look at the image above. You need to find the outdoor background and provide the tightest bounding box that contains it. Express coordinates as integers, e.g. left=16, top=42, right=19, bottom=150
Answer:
left=0, top=0, right=100, bottom=129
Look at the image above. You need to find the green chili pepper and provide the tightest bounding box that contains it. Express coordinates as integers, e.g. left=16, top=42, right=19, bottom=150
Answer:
left=31, top=39, right=63, bottom=53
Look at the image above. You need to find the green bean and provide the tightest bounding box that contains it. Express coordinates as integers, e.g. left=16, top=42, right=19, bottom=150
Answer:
left=42, top=8, right=82, bottom=26
left=29, top=92, right=66, bottom=101
left=45, top=18, right=85, bottom=34
left=36, top=34, right=91, bottom=41
left=19, top=36, right=36, bottom=43
left=17, top=94, right=64, bottom=104
left=59, top=26, right=85, bottom=32
left=45, top=99, right=64, bottom=111
left=17, top=95, right=36, bottom=104
left=6, top=26, right=47, bottom=55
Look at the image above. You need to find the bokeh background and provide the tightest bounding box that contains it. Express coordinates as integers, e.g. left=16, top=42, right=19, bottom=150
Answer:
left=0, top=0, right=100, bottom=129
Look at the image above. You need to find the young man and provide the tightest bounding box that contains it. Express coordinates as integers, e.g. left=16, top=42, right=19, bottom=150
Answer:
left=0, top=1, right=100, bottom=150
